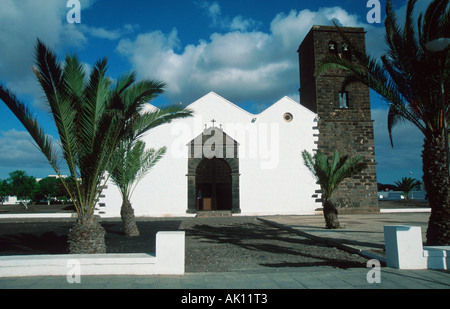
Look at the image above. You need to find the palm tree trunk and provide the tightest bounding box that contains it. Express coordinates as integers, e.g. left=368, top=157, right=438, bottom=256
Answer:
left=323, top=200, right=341, bottom=229
left=422, top=135, right=450, bottom=245
left=68, top=215, right=106, bottom=253
left=121, top=198, right=140, bottom=237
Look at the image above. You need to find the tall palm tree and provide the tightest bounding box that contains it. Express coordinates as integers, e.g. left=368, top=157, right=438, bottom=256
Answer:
left=0, top=39, right=192, bottom=253
left=108, top=139, right=166, bottom=237
left=302, top=150, right=368, bottom=229
left=319, top=0, right=450, bottom=245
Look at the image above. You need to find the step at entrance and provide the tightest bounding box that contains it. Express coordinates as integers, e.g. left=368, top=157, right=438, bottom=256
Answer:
left=196, top=211, right=232, bottom=217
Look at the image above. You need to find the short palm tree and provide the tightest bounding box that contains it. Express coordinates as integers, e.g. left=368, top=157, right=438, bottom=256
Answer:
left=108, top=139, right=166, bottom=237
left=319, top=0, right=450, bottom=245
left=394, top=177, right=421, bottom=201
left=302, top=150, right=368, bottom=229
left=0, top=39, right=192, bottom=253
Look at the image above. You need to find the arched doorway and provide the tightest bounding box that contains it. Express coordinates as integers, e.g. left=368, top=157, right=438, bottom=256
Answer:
left=186, top=126, right=240, bottom=214
left=196, top=158, right=232, bottom=211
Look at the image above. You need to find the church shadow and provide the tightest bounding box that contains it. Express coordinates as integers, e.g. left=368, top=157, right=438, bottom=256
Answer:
left=319, top=236, right=384, bottom=250
left=183, top=222, right=366, bottom=269
left=185, top=223, right=305, bottom=253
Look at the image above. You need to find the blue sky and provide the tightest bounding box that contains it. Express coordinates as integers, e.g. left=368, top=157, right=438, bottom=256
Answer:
left=0, top=0, right=428, bottom=184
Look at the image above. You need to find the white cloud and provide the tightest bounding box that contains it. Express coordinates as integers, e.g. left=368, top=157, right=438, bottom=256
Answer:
left=79, top=23, right=139, bottom=40
left=117, top=6, right=381, bottom=109
left=0, top=0, right=91, bottom=110
left=0, top=129, right=69, bottom=179
left=198, top=1, right=261, bottom=32
left=0, top=0, right=131, bottom=111
left=229, top=15, right=259, bottom=32
left=0, top=129, right=49, bottom=168
left=81, top=26, right=122, bottom=40
left=204, top=1, right=222, bottom=25
left=270, top=7, right=361, bottom=50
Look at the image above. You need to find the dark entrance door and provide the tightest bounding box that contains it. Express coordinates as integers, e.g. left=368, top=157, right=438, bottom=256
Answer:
left=195, top=158, right=232, bottom=211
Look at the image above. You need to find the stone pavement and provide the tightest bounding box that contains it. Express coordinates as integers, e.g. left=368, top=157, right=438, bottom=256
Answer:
left=0, top=212, right=449, bottom=290
left=0, top=266, right=449, bottom=290
left=259, top=212, right=431, bottom=261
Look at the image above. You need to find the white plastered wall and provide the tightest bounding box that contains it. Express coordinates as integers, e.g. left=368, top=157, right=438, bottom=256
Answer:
left=97, top=92, right=320, bottom=217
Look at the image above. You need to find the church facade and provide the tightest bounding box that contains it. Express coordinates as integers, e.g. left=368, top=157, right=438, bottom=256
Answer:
left=96, top=25, right=379, bottom=218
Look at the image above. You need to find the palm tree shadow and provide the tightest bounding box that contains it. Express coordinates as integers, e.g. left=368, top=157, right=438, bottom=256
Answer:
left=0, top=220, right=182, bottom=256
left=103, top=220, right=182, bottom=254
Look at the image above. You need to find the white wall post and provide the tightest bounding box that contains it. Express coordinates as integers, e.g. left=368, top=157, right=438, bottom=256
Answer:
left=156, top=231, right=185, bottom=275
left=423, top=247, right=449, bottom=270
left=384, top=225, right=427, bottom=269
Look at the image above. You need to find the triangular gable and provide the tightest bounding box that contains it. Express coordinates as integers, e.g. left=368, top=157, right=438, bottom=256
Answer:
left=257, top=95, right=317, bottom=117
left=186, top=91, right=255, bottom=117
left=187, top=126, right=239, bottom=159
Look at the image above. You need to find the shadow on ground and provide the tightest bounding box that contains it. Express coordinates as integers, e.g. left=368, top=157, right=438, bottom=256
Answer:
left=182, top=220, right=367, bottom=271
left=0, top=220, right=181, bottom=256
left=0, top=218, right=367, bottom=272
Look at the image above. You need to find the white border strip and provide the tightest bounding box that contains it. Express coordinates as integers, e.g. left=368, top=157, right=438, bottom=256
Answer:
left=0, top=213, right=76, bottom=219
left=380, top=208, right=430, bottom=213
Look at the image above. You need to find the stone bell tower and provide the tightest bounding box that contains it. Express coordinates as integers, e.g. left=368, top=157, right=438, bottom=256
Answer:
left=297, top=25, right=379, bottom=213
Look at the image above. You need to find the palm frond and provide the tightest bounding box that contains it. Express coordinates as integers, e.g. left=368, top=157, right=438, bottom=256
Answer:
left=130, top=105, right=194, bottom=141
left=108, top=138, right=167, bottom=200
left=302, top=150, right=315, bottom=176
left=318, top=0, right=449, bottom=147
left=1, top=38, right=186, bottom=218
left=79, top=57, right=109, bottom=154
left=0, top=85, right=59, bottom=170
left=0, top=85, right=80, bottom=211
left=121, top=79, right=166, bottom=114
left=129, top=145, right=167, bottom=197
left=32, top=40, right=81, bottom=203
left=302, top=150, right=368, bottom=200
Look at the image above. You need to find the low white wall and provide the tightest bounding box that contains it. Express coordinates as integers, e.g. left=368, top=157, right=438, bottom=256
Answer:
left=0, top=213, right=76, bottom=219
left=384, top=225, right=449, bottom=270
left=0, top=231, right=185, bottom=277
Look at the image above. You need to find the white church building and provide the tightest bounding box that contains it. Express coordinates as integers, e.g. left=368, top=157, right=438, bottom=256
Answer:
left=96, top=25, right=379, bottom=218
left=97, top=92, right=321, bottom=217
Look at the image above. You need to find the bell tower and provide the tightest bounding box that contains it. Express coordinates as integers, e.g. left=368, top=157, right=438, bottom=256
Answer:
left=298, top=25, right=379, bottom=213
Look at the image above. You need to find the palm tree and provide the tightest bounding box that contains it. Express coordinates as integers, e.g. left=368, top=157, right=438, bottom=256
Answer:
left=108, top=139, right=166, bottom=237
left=302, top=150, right=368, bottom=229
left=394, top=177, right=421, bottom=201
left=0, top=39, right=192, bottom=253
left=318, top=0, right=450, bottom=245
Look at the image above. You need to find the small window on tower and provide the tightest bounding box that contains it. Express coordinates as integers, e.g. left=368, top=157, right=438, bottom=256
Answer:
left=328, top=41, right=338, bottom=56
left=339, top=91, right=349, bottom=109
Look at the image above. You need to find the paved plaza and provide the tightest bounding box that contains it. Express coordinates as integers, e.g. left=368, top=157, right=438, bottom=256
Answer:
left=0, top=212, right=449, bottom=290
left=0, top=265, right=448, bottom=290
